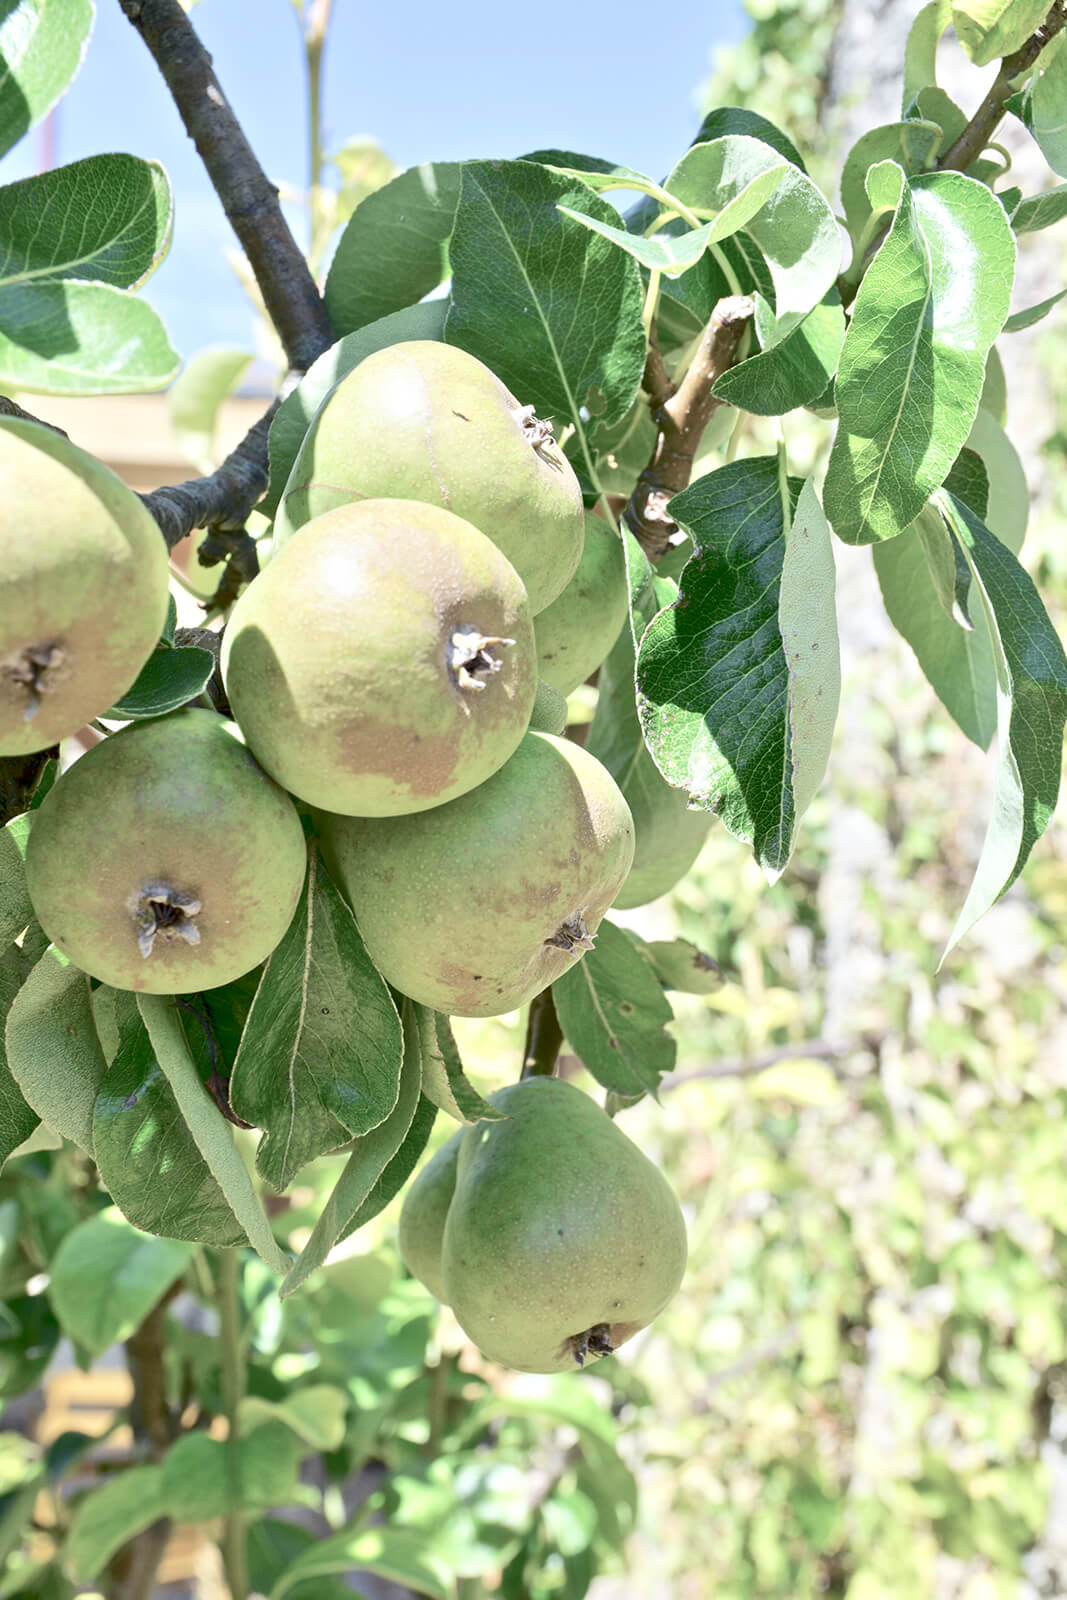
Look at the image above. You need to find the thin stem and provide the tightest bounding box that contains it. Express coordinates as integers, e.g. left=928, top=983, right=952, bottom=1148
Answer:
left=111, top=1298, right=175, bottom=1600
left=217, top=1248, right=249, bottom=1600
left=304, top=0, right=335, bottom=270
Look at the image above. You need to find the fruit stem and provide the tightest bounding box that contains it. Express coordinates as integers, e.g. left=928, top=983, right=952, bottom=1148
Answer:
left=521, top=988, right=563, bottom=1079
left=217, top=1247, right=250, bottom=1600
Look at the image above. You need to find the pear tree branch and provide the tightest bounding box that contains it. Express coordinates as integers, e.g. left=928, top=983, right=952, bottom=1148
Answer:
left=623, top=295, right=754, bottom=560
left=938, top=0, right=1067, bottom=172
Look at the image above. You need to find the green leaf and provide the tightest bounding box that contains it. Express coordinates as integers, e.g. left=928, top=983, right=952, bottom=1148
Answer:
left=952, top=0, right=1049, bottom=65
left=637, top=461, right=840, bottom=876
left=664, top=136, right=841, bottom=343
left=92, top=989, right=246, bottom=1247
left=558, top=205, right=775, bottom=277
left=169, top=344, right=253, bottom=471
left=137, top=993, right=290, bottom=1273
left=0, top=948, right=37, bottom=1168
left=4, top=945, right=107, bottom=1151
left=63, top=1464, right=167, bottom=1584
left=414, top=1007, right=504, bottom=1124
left=0, top=820, right=31, bottom=946
left=264, top=300, right=447, bottom=520
left=1027, top=31, right=1067, bottom=176
left=336, top=1092, right=437, bottom=1244
left=0, top=155, right=171, bottom=288
left=270, top=1524, right=452, bottom=1600
left=444, top=159, right=646, bottom=443
left=162, top=1421, right=303, bottom=1523
left=0, top=0, right=94, bottom=161
left=712, top=293, right=845, bottom=416
left=839, top=122, right=943, bottom=253
left=105, top=643, right=215, bottom=720
left=552, top=919, right=676, bottom=1096
left=230, top=849, right=403, bottom=1191
left=1003, top=288, right=1067, bottom=331
left=248, top=1520, right=364, bottom=1600
left=323, top=161, right=460, bottom=337
left=966, top=409, right=1027, bottom=553
left=641, top=938, right=722, bottom=993
left=903, top=1, right=953, bottom=102
left=47, top=1209, right=192, bottom=1358
left=280, top=1004, right=423, bottom=1296
left=938, top=492, right=1067, bottom=953
left=823, top=165, right=1016, bottom=545
left=1011, top=183, right=1067, bottom=232
left=238, top=1384, right=348, bottom=1450
left=0, top=278, right=178, bottom=395
left=690, top=106, right=807, bottom=173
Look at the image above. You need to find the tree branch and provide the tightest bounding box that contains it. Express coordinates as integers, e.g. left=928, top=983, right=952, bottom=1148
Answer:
left=141, top=397, right=279, bottom=562
left=0, top=395, right=67, bottom=437
left=624, top=295, right=754, bottom=559
left=661, top=1036, right=862, bottom=1090
left=521, top=988, right=563, bottom=1078
left=939, top=1, right=1067, bottom=173
left=117, top=0, right=334, bottom=373
left=111, top=1297, right=176, bottom=1600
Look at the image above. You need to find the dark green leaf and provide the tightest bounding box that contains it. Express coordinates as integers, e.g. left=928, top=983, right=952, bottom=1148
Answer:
left=48, top=1210, right=193, bottom=1358
left=336, top=1094, right=437, bottom=1243
left=4, top=945, right=107, bottom=1151
left=1003, top=289, right=1067, bottom=331
left=691, top=107, right=807, bottom=172
left=824, top=166, right=1016, bottom=544
left=323, top=161, right=461, bottom=336
left=0, top=278, right=178, bottom=395
left=839, top=121, right=942, bottom=252
left=712, top=293, right=845, bottom=415
left=105, top=643, right=215, bottom=720
left=0, top=0, right=94, bottom=161
left=637, top=464, right=840, bottom=875
left=248, top=1520, right=364, bottom=1600
left=281, top=1004, right=423, bottom=1296
left=552, top=919, right=676, bottom=1096
left=230, top=849, right=404, bottom=1191
left=162, top=1421, right=304, bottom=1522
left=264, top=300, right=447, bottom=520
left=92, top=989, right=247, bottom=1248
left=938, top=492, right=1067, bottom=952
left=0, top=155, right=172, bottom=289
left=0, top=948, right=37, bottom=1168
left=414, top=1007, right=503, bottom=1124
left=445, top=159, right=646, bottom=438
left=0, top=819, right=32, bottom=946
left=1011, top=184, right=1067, bottom=232
left=0, top=1292, right=59, bottom=1399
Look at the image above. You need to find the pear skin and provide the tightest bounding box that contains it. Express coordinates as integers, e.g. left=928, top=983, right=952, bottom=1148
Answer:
left=277, top=341, right=585, bottom=614
left=320, top=732, right=634, bottom=1017
left=397, top=1130, right=463, bottom=1303
left=441, top=1077, right=687, bottom=1373
left=534, top=512, right=628, bottom=695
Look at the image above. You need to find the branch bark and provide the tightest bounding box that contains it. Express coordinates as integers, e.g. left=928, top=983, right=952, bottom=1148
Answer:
left=624, top=295, right=754, bottom=559
left=939, top=0, right=1067, bottom=173
left=117, top=0, right=334, bottom=373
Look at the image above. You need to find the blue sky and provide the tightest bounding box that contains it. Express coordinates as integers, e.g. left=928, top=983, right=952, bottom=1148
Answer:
left=0, top=0, right=748, bottom=365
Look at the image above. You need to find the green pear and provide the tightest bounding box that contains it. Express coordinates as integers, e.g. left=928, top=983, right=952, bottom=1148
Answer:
left=25, top=709, right=307, bottom=994
left=277, top=340, right=585, bottom=614
left=534, top=512, right=628, bottom=694
left=441, top=1077, right=687, bottom=1373
left=587, top=621, right=710, bottom=909
left=0, top=417, right=170, bottom=756
left=222, top=499, right=536, bottom=817
left=397, top=1130, right=463, bottom=1304
left=527, top=677, right=568, bottom=735
left=320, top=732, right=634, bottom=1017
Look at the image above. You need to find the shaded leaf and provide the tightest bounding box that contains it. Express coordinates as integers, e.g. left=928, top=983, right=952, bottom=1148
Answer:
left=0, top=0, right=94, bottom=161
left=713, top=294, right=845, bottom=418
left=271, top=1524, right=451, bottom=1600
left=1011, top=183, right=1067, bottom=232
left=281, top=1005, right=423, bottom=1296
left=93, top=989, right=246, bottom=1247
left=839, top=121, right=942, bottom=252
left=48, top=1210, right=193, bottom=1358
left=137, top=993, right=289, bottom=1272
left=231, top=849, right=403, bottom=1191
left=248, top=1520, right=363, bottom=1600
left=323, top=161, right=460, bottom=337
left=0, top=947, right=37, bottom=1167
left=63, top=1464, right=166, bottom=1584
left=105, top=643, right=215, bottom=720
left=336, top=1092, right=437, bottom=1244
left=966, top=408, right=1027, bottom=553
left=264, top=300, right=447, bottom=520
left=1003, top=289, right=1067, bottom=331
left=414, top=1006, right=503, bottom=1124
left=4, top=944, right=107, bottom=1151
left=824, top=165, right=1016, bottom=544
left=938, top=493, right=1067, bottom=953
left=0, top=820, right=31, bottom=946
left=552, top=919, right=676, bottom=1096
left=0, top=155, right=171, bottom=289
left=445, top=159, right=646, bottom=439
left=0, top=278, right=178, bottom=395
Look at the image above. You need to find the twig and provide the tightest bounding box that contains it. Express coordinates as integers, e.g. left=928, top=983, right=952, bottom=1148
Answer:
left=521, top=989, right=563, bottom=1078
left=111, top=1298, right=176, bottom=1600
left=939, top=1, right=1067, bottom=173
left=624, top=296, right=754, bottom=559
left=140, top=394, right=278, bottom=552
left=0, top=394, right=67, bottom=436
left=661, top=1036, right=863, bottom=1090
left=117, top=0, right=334, bottom=373
left=217, top=1248, right=250, bottom=1600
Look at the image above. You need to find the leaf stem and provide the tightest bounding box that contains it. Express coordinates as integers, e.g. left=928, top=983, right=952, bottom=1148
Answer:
left=217, top=1248, right=250, bottom=1600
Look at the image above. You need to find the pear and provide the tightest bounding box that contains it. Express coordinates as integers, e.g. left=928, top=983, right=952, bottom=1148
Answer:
left=0, top=417, right=170, bottom=756
left=397, top=1129, right=462, bottom=1304
left=320, top=732, right=634, bottom=1017
left=25, top=709, right=307, bottom=993
left=440, top=1077, right=687, bottom=1373
left=527, top=677, right=568, bottom=735
left=222, top=499, right=536, bottom=817
left=534, top=512, right=628, bottom=695
left=276, top=340, right=585, bottom=614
